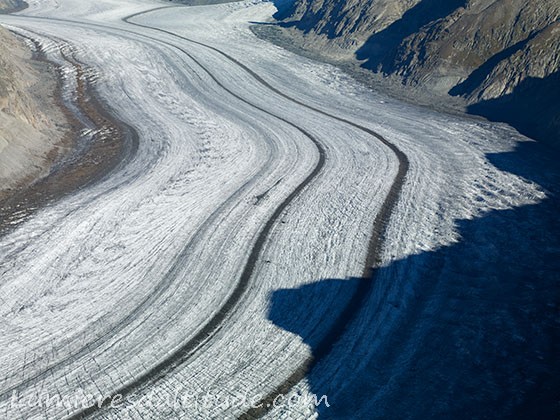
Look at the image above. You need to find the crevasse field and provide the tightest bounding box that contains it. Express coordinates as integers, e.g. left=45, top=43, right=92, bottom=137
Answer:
left=1, top=0, right=558, bottom=418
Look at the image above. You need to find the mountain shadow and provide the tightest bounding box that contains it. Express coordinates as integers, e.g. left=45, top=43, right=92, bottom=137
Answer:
left=266, top=139, right=560, bottom=418
left=270, top=0, right=298, bottom=22
left=356, top=0, right=466, bottom=72
left=467, top=71, right=560, bottom=150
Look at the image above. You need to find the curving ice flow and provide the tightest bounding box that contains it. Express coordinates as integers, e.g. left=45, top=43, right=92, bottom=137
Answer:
left=0, top=0, right=547, bottom=419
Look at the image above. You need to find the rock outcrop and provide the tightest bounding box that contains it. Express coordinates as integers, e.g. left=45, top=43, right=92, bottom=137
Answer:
left=275, top=0, right=560, bottom=147
left=0, top=0, right=27, bottom=13
left=277, top=0, right=420, bottom=53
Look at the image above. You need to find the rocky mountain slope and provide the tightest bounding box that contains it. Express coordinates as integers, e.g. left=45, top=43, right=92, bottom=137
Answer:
left=0, top=0, right=27, bottom=13
left=0, top=26, right=68, bottom=197
left=274, top=0, right=560, bottom=147
left=276, top=0, right=420, bottom=52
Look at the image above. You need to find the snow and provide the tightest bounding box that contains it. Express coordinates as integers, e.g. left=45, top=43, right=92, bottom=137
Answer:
left=0, top=0, right=553, bottom=418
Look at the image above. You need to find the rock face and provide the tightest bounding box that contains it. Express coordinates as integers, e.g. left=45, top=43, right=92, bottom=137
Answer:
left=277, top=0, right=420, bottom=52
left=0, top=0, right=27, bottom=13
left=0, top=27, right=68, bottom=195
left=277, top=0, right=560, bottom=147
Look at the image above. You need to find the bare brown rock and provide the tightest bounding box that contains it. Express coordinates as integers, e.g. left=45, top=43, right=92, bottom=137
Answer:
left=0, top=27, right=70, bottom=195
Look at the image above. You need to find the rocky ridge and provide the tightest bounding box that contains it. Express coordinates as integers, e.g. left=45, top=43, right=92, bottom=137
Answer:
left=273, top=0, right=560, bottom=147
